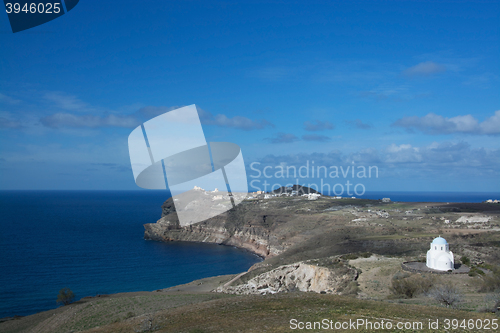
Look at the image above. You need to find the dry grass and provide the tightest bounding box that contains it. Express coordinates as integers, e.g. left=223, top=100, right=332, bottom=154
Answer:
left=84, top=293, right=496, bottom=333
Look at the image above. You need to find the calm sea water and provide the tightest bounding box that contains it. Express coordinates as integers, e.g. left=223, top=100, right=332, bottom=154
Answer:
left=0, top=191, right=262, bottom=318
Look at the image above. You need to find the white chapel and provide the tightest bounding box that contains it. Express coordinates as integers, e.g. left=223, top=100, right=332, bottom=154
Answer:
left=426, top=236, right=454, bottom=271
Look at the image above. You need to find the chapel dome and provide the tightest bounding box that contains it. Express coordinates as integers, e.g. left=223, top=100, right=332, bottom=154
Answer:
left=431, top=236, right=447, bottom=245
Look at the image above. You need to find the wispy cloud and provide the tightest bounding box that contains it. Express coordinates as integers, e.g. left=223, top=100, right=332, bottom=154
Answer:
left=254, top=141, right=500, bottom=174
left=0, top=117, right=22, bottom=129
left=303, top=120, right=334, bottom=132
left=251, top=67, right=296, bottom=81
left=381, top=142, right=499, bottom=168
left=403, top=61, right=446, bottom=77
left=197, top=107, right=274, bottom=130
left=462, top=72, right=498, bottom=88
left=91, top=162, right=130, bottom=172
left=38, top=102, right=274, bottom=131
left=40, top=113, right=139, bottom=128
left=393, top=111, right=500, bottom=135
left=137, top=106, right=274, bottom=130
left=346, top=119, right=372, bottom=129
left=43, top=92, right=89, bottom=111
left=358, top=84, right=411, bottom=100
left=0, top=93, right=21, bottom=105
left=302, top=134, right=331, bottom=142
left=136, top=106, right=181, bottom=119
left=265, top=132, right=299, bottom=144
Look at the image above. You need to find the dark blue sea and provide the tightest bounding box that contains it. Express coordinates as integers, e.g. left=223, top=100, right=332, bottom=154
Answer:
left=0, top=191, right=262, bottom=318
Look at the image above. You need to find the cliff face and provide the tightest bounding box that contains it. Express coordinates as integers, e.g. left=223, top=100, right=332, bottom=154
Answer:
left=215, top=258, right=358, bottom=295
left=143, top=197, right=287, bottom=258
left=143, top=190, right=363, bottom=259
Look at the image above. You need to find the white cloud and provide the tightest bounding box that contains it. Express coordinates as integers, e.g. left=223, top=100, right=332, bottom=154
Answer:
left=403, top=61, right=446, bottom=77
left=43, top=92, right=88, bottom=111
left=198, top=107, right=273, bottom=130
left=480, top=111, right=500, bottom=134
left=393, top=111, right=500, bottom=135
left=40, top=113, right=139, bottom=128
left=253, top=142, right=499, bottom=172
left=39, top=104, right=274, bottom=131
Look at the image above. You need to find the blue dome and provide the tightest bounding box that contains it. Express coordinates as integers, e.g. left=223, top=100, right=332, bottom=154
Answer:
left=432, top=236, right=447, bottom=245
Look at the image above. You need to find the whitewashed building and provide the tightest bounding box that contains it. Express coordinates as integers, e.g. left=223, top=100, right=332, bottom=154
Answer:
left=426, top=236, right=454, bottom=271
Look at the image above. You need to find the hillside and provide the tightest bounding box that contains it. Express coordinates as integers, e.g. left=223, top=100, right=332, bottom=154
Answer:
left=3, top=194, right=499, bottom=332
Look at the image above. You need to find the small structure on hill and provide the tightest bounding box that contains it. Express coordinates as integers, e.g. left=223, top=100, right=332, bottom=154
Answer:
left=426, top=236, right=454, bottom=271
left=303, top=193, right=321, bottom=200
left=456, top=215, right=490, bottom=223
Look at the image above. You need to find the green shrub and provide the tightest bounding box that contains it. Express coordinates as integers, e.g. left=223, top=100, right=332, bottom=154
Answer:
left=469, top=267, right=485, bottom=277
left=342, top=253, right=359, bottom=260
left=478, top=263, right=496, bottom=271
left=390, top=272, right=434, bottom=298
left=342, top=252, right=372, bottom=260
left=56, top=287, right=75, bottom=306
left=479, top=265, right=500, bottom=292
left=461, top=255, right=470, bottom=266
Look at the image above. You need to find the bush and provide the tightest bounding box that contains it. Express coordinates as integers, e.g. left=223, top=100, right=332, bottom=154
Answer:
left=461, top=255, right=471, bottom=266
left=342, top=252, right=372, bottom=260
left=56, top=287, right=75, bottom=306
left=390, top=272, right=434, bottom=298
left=479, top=265, right=500, bottom=292
left=428, top=284, right=463, bottom=308
left=342, top=253, right=359, bottom=260
left=468, top=267, right=485, bottom=277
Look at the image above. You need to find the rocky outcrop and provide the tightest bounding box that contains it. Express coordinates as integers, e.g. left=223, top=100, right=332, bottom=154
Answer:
left=214, top=259, right=357, bottom=295
left=143, top=197, right=286, bottom=258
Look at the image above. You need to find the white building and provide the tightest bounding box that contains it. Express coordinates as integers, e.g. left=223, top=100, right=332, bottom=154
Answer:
left=303, top=193, right=321, bottom=200
left=426, top=236, right=454, bottom=271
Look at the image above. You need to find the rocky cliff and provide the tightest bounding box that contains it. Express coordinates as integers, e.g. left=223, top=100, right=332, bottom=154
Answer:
left=143, top=189, right=373, bottom=259
left=143, top=196, right=289, bottom=258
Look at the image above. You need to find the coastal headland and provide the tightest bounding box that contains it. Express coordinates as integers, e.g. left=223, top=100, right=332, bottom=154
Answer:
left=3, top=187, right=499, bottom=332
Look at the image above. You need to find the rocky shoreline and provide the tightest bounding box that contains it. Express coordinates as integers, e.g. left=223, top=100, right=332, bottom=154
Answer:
left=143, top=195, right=290, bottom=258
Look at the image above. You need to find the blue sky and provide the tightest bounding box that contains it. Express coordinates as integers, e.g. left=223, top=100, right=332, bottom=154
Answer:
left=0, top=0, right=499, bottom=192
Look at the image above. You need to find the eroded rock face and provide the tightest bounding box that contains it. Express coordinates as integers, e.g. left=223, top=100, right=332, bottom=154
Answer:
left=214, top=260, right=357, bottom=295
left=143, top=197, right=286, bottom=258
left=144, top=216, right=231, bottom=244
